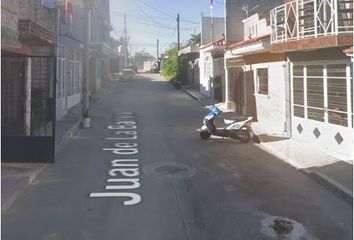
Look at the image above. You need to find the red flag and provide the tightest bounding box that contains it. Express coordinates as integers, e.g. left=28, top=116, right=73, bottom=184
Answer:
left=65, top=0, right=73, bottom=16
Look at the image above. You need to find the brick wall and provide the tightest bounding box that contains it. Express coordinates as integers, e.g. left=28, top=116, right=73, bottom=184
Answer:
left=1, top=0, right=21, bottom=48
left=18, top=0, right=55, bottom=33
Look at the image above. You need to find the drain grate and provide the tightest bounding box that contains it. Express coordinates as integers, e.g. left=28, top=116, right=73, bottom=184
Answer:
left=143, top=162, right=196, bottom=180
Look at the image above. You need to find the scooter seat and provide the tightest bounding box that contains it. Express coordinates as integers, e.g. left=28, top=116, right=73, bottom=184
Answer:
left=224, top=119, right=236, bottom=124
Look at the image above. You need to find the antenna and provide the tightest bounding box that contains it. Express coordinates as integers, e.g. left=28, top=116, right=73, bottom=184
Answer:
left=241, top=4, right=249, bottom=18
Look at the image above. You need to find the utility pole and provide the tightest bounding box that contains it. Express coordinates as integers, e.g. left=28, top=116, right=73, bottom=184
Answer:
left=177, top=13, right=180, bottom=51
left=156, top=38, right=159, bottom=59
left=82, top=0, right=91, bottom=126
left=210, top=1, right=214, bottom=41
left=124, top=14, right=128, bottom=68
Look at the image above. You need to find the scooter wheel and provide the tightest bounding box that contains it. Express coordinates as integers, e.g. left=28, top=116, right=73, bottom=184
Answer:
left=200, top=131, right=211, bottom=140
left=240, top=130, right=251, bottom=143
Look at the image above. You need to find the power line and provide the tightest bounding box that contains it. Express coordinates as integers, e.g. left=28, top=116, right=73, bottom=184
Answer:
left=137, top=0, right=200, bottom=24
left=111, top=10, right=196, bottom=30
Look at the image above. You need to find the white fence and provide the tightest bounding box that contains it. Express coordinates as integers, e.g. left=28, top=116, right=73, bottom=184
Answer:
left=270, top=0, right=353, bottom=44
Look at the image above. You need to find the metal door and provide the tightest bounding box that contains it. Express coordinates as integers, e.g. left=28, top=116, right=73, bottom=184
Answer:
left=213, top=76, right=223, bottom=102
left=1, top=56, right=56, bottom=163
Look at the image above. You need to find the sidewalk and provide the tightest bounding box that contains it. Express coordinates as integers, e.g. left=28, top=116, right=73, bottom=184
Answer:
left=183, top=86, right=353, bottom=205
left=2, top=104, right=82, bottom=214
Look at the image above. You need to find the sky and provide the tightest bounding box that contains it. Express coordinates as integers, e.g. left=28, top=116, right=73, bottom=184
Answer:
left=110, top=0, right=225, bottom=57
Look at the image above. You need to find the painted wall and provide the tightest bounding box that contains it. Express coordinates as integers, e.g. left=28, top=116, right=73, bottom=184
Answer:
left=199, top=51, right=213, bottom=97
left=248, top=61, right=287, bottom=134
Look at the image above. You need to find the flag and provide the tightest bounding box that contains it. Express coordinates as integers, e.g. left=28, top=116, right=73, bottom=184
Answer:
left=65, top=0, right=73, bottom=15
left=209, top=0, right=213, bottom=7
left=64, top=0, right=73, bottom=32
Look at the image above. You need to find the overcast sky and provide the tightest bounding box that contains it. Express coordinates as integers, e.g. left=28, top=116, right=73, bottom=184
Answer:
left=110, top=0, right=225, bottom=57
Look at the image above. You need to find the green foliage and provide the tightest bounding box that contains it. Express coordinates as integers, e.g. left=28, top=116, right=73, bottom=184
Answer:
left=187, top=33, right=201, bottom=46
left=162, top=44, right=189, bottom=81
left=162, top=45, right=179, bottom=81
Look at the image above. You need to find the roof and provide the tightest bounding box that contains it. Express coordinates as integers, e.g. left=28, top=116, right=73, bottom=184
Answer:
left=178, top=45, right=199, bottom=56
left=226, top=34, right=270, bottom=50
left=199, top=37, right=225, bottom=50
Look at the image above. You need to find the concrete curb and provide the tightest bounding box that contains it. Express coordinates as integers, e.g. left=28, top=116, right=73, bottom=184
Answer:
left=256, top=137, right=353, bottom=205
left=183, top=87, right=353, bottom=205
left=306, top=170, right=353, bottom=206
left=1, top=164, right=46, bottom=215
left=182, top=88, right=207, bottom=106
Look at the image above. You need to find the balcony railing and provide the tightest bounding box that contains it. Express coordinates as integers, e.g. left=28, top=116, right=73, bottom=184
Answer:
left=270, top=0, right=353, bottom=44
left=18, top=0, right=56, bottom=45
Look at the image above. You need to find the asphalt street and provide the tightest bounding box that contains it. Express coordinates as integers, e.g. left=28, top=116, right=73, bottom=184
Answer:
left=2, top=74, right=352, bottom=240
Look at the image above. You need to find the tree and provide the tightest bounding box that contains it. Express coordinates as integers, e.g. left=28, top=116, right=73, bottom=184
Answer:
left=187, top=33, right=201, bottom=46
left=162, top=43, right=188, bottom=81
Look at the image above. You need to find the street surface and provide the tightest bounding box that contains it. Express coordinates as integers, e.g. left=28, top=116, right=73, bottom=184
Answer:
left=2, top=74, right=352, bottom=240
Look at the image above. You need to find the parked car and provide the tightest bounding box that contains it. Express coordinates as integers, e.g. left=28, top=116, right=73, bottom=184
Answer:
left=118, top=69, right=135, bottom=81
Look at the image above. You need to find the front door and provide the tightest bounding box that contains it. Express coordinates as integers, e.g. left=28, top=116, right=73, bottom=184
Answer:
left=229, top=68, right=244, bottom=113
left=1, top=58, right=26, bottom=136
left=2, top=56, right=57, bottom=163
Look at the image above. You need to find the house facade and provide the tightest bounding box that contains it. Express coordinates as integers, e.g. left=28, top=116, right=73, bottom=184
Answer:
left=270, top=0, right=353, bottom=158
left=89, top=0, right=113, bottom=93
left=1, top=0, right=58, bottom=162
left=223, top=0, right=284, bottom=113
left=199, top=17, right=226, bottom=100
left=55, top=0, right=85, bottom=120
left=225, top=13, right=288, bottom=135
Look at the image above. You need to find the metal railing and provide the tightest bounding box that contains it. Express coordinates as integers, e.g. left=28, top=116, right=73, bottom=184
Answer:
left=271, top=0, right=353, bottom=44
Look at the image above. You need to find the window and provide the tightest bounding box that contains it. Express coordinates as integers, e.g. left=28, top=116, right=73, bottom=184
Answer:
left=256, top=68, right=268, bottom=95
left=327, top=64, right=348, bottom=126
left=307, top=65, right=324, bottom=122
left=292, top=63, right=351, bottom=127
left=67, top=49, right=81, bottom=96
left=204, top=56, right=211, bottom=80
left=293, top=65, right=304, bottom=117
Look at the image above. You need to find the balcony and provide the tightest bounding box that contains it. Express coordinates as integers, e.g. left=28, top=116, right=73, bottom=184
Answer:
left=270, top=0, right=353, bottom=45
left=18, top=0, right=56, bottom=45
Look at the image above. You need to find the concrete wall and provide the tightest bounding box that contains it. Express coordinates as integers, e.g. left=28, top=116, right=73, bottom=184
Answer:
left=201, top=17, right=225, bottom=45
left=248, top=61, right=287, bottom=134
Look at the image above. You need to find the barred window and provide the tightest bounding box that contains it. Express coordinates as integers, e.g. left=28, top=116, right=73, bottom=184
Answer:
left=257, top=68, right=268, bottom=95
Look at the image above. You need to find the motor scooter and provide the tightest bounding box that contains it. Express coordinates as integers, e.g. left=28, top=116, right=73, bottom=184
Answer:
left=199, top=104, right=253, bottom=143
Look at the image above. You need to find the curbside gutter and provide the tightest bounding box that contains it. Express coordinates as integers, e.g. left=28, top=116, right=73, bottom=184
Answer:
left=55, top=119, right=82, bottom=155
left=1, top=164, right=46, bottom=215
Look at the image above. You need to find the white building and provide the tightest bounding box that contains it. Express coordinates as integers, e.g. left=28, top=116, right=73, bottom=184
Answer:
left=199, top=17, right=225, bottom=100
left=224, top=13, right=288, bottom=135
left=270, top=0, right=353, bottom=158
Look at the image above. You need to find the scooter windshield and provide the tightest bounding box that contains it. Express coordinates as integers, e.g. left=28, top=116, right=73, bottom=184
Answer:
left=210, top=106, right=222, bottom=116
